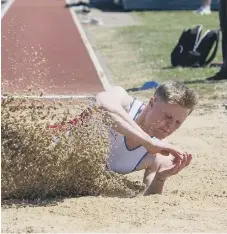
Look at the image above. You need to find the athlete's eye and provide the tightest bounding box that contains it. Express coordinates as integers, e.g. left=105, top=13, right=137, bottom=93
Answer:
left=176, top=120, right=181, bottom=126
left=164, top=113, right=172, bottom=119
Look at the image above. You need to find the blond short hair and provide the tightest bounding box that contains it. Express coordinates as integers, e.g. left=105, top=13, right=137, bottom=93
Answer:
left=154, top=81, right=198, bottom=113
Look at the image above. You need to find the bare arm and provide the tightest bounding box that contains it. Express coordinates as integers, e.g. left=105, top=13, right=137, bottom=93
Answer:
left=143, top=172, right=166, bottom=195
left=144, top=179, right=166, bottom=195
left=142, top=159, right=166, bottom=196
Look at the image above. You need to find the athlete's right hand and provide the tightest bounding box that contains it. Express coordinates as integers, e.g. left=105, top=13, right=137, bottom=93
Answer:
left=146, top=138, right=185, bottom=159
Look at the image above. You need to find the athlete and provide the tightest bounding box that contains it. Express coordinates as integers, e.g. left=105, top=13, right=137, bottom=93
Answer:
left=95, top=81, right=197, bottom=195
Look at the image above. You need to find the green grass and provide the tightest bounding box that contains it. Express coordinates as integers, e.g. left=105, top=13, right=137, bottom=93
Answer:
left=90, top=11, right=227, bottom=100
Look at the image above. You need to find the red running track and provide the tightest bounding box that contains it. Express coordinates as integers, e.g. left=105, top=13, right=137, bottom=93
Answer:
left=1, top=0, right=104, bottom=96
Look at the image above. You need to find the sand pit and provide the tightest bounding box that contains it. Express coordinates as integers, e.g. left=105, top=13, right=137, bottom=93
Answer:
left=1, top=97, right=227, bottom=232
left=1, top=96, right=143, bottom=199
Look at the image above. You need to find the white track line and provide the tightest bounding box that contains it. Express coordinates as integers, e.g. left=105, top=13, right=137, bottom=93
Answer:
left=1, top=0, right=15, bottom=19
left=1, top=95, right=95, bottom=99
left=65, top=0, right=111, bottom=91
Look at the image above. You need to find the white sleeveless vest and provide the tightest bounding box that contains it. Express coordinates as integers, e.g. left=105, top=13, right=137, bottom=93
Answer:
left=107, top=98, right=151, bottom=174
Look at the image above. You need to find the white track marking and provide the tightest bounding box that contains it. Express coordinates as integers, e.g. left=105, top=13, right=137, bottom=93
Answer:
left=1, top=0, right=15, bottom=19
left=1, top=95, right=95, bottom=99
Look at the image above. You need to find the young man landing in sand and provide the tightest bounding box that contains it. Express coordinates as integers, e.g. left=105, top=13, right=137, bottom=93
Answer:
left=95, top=81, right=198, bottom=195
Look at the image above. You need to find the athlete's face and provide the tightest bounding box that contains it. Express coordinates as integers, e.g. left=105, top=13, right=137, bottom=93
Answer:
left=142, top=97, right=190, bottom=139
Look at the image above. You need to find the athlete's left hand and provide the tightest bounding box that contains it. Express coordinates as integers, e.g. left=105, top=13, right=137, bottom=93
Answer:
left=155, top=153, right=192, bottom=180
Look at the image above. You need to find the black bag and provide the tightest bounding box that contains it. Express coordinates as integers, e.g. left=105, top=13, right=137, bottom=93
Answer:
left=171, top=25, right=220, bottom=67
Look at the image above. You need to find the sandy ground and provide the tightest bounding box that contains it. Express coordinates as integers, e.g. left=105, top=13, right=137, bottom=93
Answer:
left=2, top=2, right=227, bottom=232
left=2, top=100, right=227, bottom=233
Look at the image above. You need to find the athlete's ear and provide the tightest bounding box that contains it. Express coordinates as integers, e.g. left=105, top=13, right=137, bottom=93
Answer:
left=149, top=97, right=155, bottom=108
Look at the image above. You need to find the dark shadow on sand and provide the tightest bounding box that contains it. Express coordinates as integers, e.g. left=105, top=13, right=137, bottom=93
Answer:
left=1, top=197, right=64, bottom=209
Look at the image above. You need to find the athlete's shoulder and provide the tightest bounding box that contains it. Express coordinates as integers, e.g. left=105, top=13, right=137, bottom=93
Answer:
left=108, top=86, right=135, bottom=112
